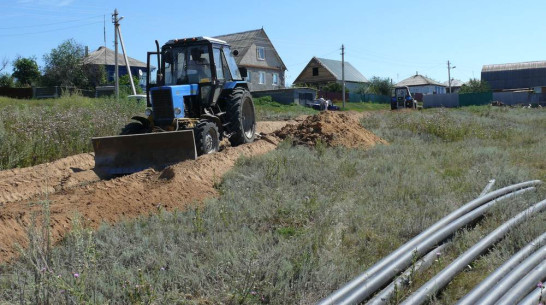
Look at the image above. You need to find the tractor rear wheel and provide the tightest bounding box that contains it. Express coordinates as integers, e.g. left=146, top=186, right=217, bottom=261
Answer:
left=120, top=122, right=148, bottom=135
left=194, top=121, right=219, bottom=155
left=226, top=87, right=256, bottom=146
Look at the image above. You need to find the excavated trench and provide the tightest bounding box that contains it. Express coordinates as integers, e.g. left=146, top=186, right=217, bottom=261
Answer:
left=0, top=112, right=386, bottom=262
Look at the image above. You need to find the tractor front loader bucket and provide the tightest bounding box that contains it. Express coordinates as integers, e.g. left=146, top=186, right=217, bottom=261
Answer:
left=92, top=130, right=197, bottom=177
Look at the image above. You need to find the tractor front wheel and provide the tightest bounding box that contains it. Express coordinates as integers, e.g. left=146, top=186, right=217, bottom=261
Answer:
left=120, top=122, right=148, bottom=135
left=194, top=121, right=219, bottom=155
left=226, top=87, right=256, bottom=146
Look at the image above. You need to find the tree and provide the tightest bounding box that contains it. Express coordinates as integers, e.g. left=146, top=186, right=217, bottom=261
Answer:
left=459, top=78, right=491, bottom=94
left=119, top=74, right=143, bottom=94
left=323, top=82, right=348, bottom=93
left=83, top=64, right=107, bottom=88
left=366, top=76, right=392, bottom=96
left=12, top=56, right=41, bottom=87
left=42, top=39, right=87, bottom=87
left=0, top=73, right=14, bottom=88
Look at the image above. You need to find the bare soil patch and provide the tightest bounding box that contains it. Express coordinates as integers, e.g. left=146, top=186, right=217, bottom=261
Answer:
left=275, top=111, right=387, bottom=148
left=0, top=114, right=384, bottom=262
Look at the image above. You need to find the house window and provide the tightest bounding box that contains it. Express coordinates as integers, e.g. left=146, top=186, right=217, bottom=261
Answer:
left=273, top=73, right=279, bottom=85
left=312, top=67, right=319, bottom=76
left=257, top=47, right=265, bottom=60
left=246, top=71, right=251, bottom=82
left=259, top=71, right=265, bottom=84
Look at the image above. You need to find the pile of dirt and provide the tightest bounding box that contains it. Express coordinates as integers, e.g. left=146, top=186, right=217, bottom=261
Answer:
left=0, top=123, right=284, bottom=263
left=0, top=115, right=384, bottom=263
left=0, top=153, right=98, bottom=204
left=275, top=111, right=387, bottom=148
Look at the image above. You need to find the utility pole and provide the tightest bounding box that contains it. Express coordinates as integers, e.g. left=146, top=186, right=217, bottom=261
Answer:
left=112, top=9, right=120, bottom=100
left=341, top=44, right=345, bottom=109
left=447, top=60, right=456, bottom=94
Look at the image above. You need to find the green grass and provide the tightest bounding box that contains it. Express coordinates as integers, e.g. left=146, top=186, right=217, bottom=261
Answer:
left=253, top=96, right=317, bottom=121
left=1, top=105, right=546, bottom=304
left=0, top=95, right=144, bottom=170
left=337, top=101, right=390, bottom=112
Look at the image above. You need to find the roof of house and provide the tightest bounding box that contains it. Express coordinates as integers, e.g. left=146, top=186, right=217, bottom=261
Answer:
left=443, top=79, right=465, bottom=87
left=214, top=28, right=286, bottom=70
left=309, top=57, right=368, bottom=83
left=82, top=46, right=147, bottom=68
left=396, top=74, right=445, bottom=87
left=482, top=61, right=546, bottom=72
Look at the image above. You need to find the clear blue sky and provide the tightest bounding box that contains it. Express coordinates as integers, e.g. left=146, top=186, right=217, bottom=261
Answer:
left=2, top=0, right=546, bottom=86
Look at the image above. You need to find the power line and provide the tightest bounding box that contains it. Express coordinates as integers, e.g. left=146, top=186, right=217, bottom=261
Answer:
left=0, top=15, right=103, bottom=30
left=0, top=21, right=103, bottom=37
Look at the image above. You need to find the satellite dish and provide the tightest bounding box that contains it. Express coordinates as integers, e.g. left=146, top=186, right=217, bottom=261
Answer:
left=138, top=69, right=143, bottom=77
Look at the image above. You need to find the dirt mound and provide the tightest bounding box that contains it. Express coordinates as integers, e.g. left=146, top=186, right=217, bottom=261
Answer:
left=0, top=123, right=285, bottom=263
left=0, top=153, right=98, bottom=204
left=0, top=116, right=383, bottom=263
left=275, top=111, right=387, bottom=148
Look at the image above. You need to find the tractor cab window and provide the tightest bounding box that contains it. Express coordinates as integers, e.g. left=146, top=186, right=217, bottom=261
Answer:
left=164, top=45, right=212, bottom=86
left=213, top=48, right=225, bottom=80
left=213, top=47, right=232, bottom=81
left=223, top=46, right=242, bottom=80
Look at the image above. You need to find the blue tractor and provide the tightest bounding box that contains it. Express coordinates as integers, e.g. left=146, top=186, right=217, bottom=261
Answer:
left=391, top=86, right=417, bottom=110
left=92, top=37, right=256, bottom=177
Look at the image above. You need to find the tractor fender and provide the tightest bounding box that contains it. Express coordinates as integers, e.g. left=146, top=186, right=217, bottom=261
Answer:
left=199, top=114, right=223, bottom=133
left=223, top=81, right=249, bottom=91
left=131, top=116, right=152, bottom=129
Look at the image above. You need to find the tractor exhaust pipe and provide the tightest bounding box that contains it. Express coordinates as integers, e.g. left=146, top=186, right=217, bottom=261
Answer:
left=155, top=40, right=162, bottom=85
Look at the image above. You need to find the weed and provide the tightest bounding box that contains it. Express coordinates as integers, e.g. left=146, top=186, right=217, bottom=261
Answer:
left=1, top=107, right=545, bottom=304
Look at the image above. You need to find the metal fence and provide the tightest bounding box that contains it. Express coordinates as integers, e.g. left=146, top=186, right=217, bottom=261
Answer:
left=423, top=92, right=546, bottom=108
left=424, top=93, right=459, bottom=108
left=349, top=93, right=390, bottom=103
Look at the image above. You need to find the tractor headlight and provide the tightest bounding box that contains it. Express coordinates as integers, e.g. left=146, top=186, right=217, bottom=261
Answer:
left=145, top=108, right=153, bottom=116
left=174, top=107, right=182, bottom=115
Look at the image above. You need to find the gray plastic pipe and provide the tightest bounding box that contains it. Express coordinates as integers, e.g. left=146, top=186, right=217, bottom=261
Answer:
left=317, top=180, right=540, bottom=305
left=400, top=198, right=546, bottom=305
left=464, top=241, right=546, bottom=305
left=330, top=187, right=536, bottom=305
left=479, top=179, right=496, bottom=197
left=457, top=231, right=546, bottom=305
left=516, top=286, right=545, bottom=305
left=496, top=260, right=546, bottom=305
left=366, top=243, right=449, bottom=305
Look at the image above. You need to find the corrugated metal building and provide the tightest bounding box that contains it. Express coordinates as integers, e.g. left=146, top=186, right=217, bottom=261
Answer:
left=481, top=61, right=546, bottom=91
left=293, top=57, right=368, bottom=92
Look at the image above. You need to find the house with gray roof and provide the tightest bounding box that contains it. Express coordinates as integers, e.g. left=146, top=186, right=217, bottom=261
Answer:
left=293, top=57, right=368, bottom=92
left=396, top=73, right=446, bottom=95
left=82, top=46, right=149, bottom=86
left=443, top=79, right=465, bottom=93
left=215, top=28, right=286, bottom=92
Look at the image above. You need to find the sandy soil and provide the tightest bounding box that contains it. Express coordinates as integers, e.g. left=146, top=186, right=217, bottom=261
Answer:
left=0, top=113, right=385, bottom=263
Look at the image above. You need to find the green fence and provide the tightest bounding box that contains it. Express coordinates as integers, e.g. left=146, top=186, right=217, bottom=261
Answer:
left=459, top=92, right=493, bottom=107
left=349, top=93, right=390, bottom=103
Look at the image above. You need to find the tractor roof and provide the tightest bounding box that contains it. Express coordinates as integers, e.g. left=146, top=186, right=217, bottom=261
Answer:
left=164, top=36, right=228, bottom=47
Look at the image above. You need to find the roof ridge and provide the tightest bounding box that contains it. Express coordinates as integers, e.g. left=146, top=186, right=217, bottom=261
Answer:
left=215, top=28, right=263, bottom=38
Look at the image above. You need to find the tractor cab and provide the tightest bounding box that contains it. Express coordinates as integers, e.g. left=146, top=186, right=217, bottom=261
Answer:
left=391, top=86, right=417, bottom=110
left=145, top=37, right=246, bottom=126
